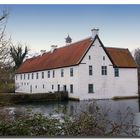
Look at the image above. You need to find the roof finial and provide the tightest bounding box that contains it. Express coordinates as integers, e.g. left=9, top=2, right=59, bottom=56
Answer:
left=65, top=34, right=72, bottom=45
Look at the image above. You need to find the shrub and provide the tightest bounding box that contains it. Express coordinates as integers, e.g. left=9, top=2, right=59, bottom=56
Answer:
left=0, top=102, right=139, bottom=137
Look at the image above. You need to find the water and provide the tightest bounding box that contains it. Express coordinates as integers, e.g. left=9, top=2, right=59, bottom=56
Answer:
left=0, top=99, right=140, bottom=136
left=0, top=99, right=139, bottom=121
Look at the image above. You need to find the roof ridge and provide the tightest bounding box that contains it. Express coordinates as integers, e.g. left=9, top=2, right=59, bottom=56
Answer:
left=24, top=36, right=92, bottom=62
left=41, top=36, right=92, bottom=55
left=106, top=46, right=128, bottom=50
left=46, top=36, right=92, bottom=52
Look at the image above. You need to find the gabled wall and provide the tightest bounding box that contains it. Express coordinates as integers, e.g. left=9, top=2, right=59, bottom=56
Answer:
left=78, top=38, right=138, bottom=100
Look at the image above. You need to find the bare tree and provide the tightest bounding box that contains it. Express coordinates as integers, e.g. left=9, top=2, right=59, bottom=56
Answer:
left=0, top=9, right=15, bottom=93
left=10, top=43, right=29, bottom=70
left=0, top=9, right=10, bottom=65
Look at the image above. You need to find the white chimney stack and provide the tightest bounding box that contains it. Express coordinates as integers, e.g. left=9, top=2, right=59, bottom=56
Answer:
left=91, top=28, right=99, bottom=39
left=51, top=45, right=57, bottom=53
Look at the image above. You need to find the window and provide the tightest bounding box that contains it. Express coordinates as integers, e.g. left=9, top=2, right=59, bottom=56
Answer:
left=28, top=74, right=30, bottom=80
left=43, top=84, right=45, bottom=88
left=36, top=73, right=38, bottom=79
left=58, top=84, right=60, bottom=92
left=52, top=85, right=54, bottom=89
left=89, top=66, right=93, bottom=75
left=88, top=84, right=94, bottom=93
left=24, top=74, right=26, bottom=79
left=53, top=70, right=55, bottom=78
left=101, top=66, right=107, bottom=75
left=20, top=74, right=22, bottom=80
left=103, top=56, right=105, bottom=60
left=114, top=68, right=119, bottom=77
left=48, top=71, right=50, bottom=78
left=42, top=72, right=44, bottom=79
left=70, top=68, right=73, bottom=77
left=89, top=55, right=91, bottom=60
left=70, top=84, right=73, bottom=93
left=61, top=69, right=64, bottom=77
left=32, top=73, right=34, bottom=79
left=35, top=85, right=37, bottom=88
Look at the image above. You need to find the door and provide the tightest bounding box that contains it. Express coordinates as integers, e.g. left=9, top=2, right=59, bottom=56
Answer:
left=63, top=85, right=67, bottom=92
left=58, top=84, right=60, bottom=92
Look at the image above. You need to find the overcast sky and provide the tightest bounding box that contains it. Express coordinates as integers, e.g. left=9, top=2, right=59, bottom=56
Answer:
left=0, top=4, right=140, bottom=53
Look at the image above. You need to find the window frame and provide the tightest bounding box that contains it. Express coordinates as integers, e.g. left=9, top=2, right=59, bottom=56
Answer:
left=32, top=73, right=34, bottom=79
left=24, top=74, right=26, bottom=80
left=28, top=74, right=30, bottom=80
left=114, top=68, right=119, bottom=77
left=89, top=55, right=91, bottom=60
left=52, top=70, right=55, bottom=78
left=48, top=71, right=50, bottom=78
left=42, top=72, right=44, bottom=79
left=101, top=66, right=107, bottom=75
left=61, top=69, right=64, bottom=77
left=36, top=73, right=39, bottom=79
left=70, top=68, right=73, bottom=77
left=70, top=84, right=73, bottom=93
left=88, top=84, right=94, bottom=93
left=20, top=74, right=22, bottom=80
left=89, top=65, right=93, bottom=75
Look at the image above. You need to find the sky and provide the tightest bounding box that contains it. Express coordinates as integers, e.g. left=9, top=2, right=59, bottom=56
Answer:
left=0, top=4, right=140, bottom=53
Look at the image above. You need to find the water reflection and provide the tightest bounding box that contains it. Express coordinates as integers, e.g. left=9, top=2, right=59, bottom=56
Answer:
left=0, top=99, right=139, bottom=122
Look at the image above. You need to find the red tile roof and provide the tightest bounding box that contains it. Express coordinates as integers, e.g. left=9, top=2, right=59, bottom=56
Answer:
left=106, top=47, right=138, bottom=68
left=16, top=36, right=137, bottom=74
left=16, top=37, right=93, bottom=74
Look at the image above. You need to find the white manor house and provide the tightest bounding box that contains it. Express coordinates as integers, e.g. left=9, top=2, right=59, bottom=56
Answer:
left=15, top=29, right=138, bottom=100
